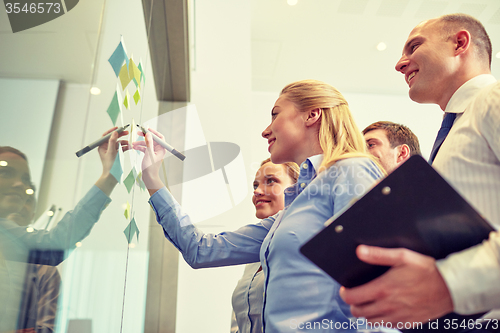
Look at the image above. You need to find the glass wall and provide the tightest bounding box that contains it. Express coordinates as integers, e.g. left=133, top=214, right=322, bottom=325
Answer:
left=0, top=0, right=161, bottom=332
left=3, top=1, right=500, bottom=333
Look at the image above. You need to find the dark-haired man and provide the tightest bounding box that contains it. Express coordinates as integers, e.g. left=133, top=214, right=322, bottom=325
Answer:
left=363, top=121, right=421, bottom=173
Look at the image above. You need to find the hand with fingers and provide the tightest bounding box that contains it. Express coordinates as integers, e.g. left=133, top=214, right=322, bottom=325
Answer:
left=95, top=127, right=130, bottom=196
left=339, top=245, right=454, bottom=326
left=132, top=128, right=167, bottom=195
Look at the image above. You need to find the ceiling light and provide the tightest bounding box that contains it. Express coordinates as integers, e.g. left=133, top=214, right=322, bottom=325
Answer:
left=0, top=161, right=7, bottom=166
left=287, top=0, right=298, bottom=6
left=377, top=42, right=387, bottom=51
left=75, top=242, right=82, bottom=247
left=496, top=52, right=500, bottom=59
left=26, top=188, right=34, bottom=195
left=26, top=227, right=34, bottom=233
left=90, top=87, right=101, bottom=95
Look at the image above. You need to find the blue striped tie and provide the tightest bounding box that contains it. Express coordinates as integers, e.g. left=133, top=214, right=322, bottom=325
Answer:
left=429, top=112, right=457, bottom=164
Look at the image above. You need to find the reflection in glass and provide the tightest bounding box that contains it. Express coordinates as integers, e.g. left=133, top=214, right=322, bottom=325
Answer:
left=0, top=136, right=123, bottom=331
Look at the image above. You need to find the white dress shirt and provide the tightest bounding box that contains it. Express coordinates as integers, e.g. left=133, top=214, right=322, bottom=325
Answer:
left=433, top=74, right=500, bottom=315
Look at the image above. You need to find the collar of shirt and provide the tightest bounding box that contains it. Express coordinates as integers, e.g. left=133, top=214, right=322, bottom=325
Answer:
left=444, top=74, right=497, bottom=115
left=284, top=154, right=323, bottom=207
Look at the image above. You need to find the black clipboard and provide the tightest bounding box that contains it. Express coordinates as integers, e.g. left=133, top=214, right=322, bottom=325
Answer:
left=300, top=155, right=494, bottom=289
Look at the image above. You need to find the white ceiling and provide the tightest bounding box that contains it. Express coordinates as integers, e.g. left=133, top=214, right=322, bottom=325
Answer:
left=0, top=0, right=499, bottom=96
left=250, top=0, right=500, bottom=94
left=0, top=0, right=104, bottom=83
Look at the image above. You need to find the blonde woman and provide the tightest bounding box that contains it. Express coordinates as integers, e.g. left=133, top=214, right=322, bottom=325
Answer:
left=134, top=80, right=384, bottom=332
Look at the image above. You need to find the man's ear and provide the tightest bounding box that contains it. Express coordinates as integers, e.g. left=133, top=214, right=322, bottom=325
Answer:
left=397, top=144, right=411, bottom=164
left=454, top=30, right=471, bottom=56
left=305, top=108, right=322, bottom=127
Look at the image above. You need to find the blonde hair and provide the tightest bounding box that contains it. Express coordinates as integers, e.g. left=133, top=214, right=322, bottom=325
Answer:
left=260, top=158, right=299, bottom=184
left=280, top=80, right=378, bottom=172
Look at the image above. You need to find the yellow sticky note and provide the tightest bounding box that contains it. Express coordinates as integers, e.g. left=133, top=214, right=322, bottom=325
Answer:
left=124, top=201, right=131, bottom=220
left=138, top=62, right=145, bottom=83
left=119, top=63, right=132, bottom=90
left=129, top=58, right=142, bottom=88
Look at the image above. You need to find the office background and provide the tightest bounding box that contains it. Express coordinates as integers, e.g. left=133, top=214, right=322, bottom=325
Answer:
left=1, top=0, right=499, bottom=332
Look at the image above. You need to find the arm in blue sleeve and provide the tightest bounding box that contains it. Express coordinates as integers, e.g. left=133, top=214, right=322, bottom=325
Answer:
left=149, top=187, right=273, bottom=269
left=0, top=185, right=111, bottom=264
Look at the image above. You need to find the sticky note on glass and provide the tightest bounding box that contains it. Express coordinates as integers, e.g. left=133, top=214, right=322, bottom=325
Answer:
left=136, top=171, right=146, bottom=191
left=123, top=90, right=130, bottom=110
left=123, top=169, right=136, bottom=193
left=119, top=63, right=132, bottom=90
left=106, top=91, right=121, bottom=126
left=124, top=201, right=131, bottom=220
left=138, top=61, right=145, bottom=83
left=108, top=39, right=128, bottom=77
left=117, top=84, right=125, bottom=126
left=124, top=217, right=140, bottom=243
left=133, top=89, right=140, bottom=105
left=110, top=143, right=123, bottom=183
left=129, top=58, right=142, bottom=88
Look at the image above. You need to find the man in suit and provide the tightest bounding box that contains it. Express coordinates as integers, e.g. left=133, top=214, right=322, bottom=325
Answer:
left=341, top=13, right=500, bottom=330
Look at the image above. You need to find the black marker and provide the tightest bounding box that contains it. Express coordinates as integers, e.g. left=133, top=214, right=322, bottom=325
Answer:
left=137, top=124, right=186, bottom=161
left=76, top=124, right=130, bottom=158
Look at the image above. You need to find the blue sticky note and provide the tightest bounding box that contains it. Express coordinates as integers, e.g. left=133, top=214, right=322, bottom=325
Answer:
left=110, top=151, right=123, bottom=183
left=124, top=217, right=140, bottom=243
left=108, top=41, right=128, bottom=77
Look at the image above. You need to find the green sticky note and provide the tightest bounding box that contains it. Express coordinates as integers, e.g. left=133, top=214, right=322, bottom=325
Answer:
left=133, top=89, right=140, bottom=105
left=123, top=217, right=140, bottom=243
left=124, top=201, right=131, bottom=220
left=110, top=150, right=123, bottom=183
left=123, top=90, right=130, bottom=110
left=138, top=62, right=145, bottom=83
left=123, top=169, right=135, bottom=193
left=119, top=63, right=132, bottom=90
left=106, top=92, right=121, bottom=126
left=136, top=172, right=146, bottom=191
left=132, top=165, right=138, bottom=179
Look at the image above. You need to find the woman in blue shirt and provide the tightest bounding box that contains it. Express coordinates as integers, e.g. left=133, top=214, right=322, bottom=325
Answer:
left=134, top=79, right=384, bottom=332
left=231, top=157, right=299, bottom=333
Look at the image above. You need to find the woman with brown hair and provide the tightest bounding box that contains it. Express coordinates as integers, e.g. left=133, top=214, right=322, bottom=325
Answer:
left=231, top=157, right=299, bottom=333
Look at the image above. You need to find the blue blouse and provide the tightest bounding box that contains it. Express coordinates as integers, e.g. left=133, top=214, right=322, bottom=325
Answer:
left=0, top=185, right=111, bottom=265
left=149, top=156, right=383, bottom=332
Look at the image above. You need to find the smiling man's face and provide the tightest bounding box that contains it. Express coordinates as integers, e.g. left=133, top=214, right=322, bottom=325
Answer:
left=395, top=19, right=459, bottom=109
